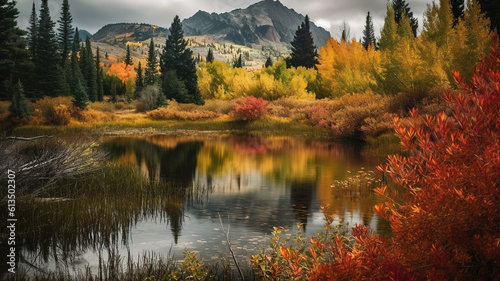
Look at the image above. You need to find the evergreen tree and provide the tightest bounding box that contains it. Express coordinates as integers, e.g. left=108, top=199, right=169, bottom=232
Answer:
left=0, top=0, right=31, bottom=100
left=155, top=90, right=167, bottom=108
left=145, top=38, right=158, bottom=85
left=393, top=0, right=419, bottom=37
left=162, top=70, right=187, bottom=103
left=110, top=81, right=117, bottom=103
left=69, top=28, right=83, bottom=97
left=95, top=46, right=103, bottom=101
left=341, top=21, right=351, bottom=42
left=160, top=15, right=204, bottom=104
left=362, top=11, right=377, bottom=50
left=135, top=61, right=144, bottom=98
left=125, top=44, right=132, bottom=66
left=72, top=75, right=88, bottom=109
left=35, top=0, right=66, bottom=97
left=206, top=48, right=214, bottom=63
left=233, top=54, right=243, bottom=68
left=9, top=81, right=30, bottom=119
left=287, top=15, right=318, bottom=69
left=27, top=2, right=37, bottom=60
left=57, top=0, right=73, bottom=67
left=265, top=56, right=273, bottom=68
left=450, top=0, right=465, bottom=27
left=83, top=37, right=97, bottom=102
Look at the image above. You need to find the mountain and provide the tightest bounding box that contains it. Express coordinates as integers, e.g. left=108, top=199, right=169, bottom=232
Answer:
left=92, top=23, right=169, bottom=43
left=78, top=29, right=92, bottom=41
left=182, top=0, right=331, bottom=48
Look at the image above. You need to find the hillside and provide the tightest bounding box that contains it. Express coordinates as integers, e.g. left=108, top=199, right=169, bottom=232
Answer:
left=92, top=23, right=169, bottom=43
left=182, top=0, right=331, bottom=48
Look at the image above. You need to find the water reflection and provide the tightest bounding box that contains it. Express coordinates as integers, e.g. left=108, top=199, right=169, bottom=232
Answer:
left=3, top=135, right=388, bottom=276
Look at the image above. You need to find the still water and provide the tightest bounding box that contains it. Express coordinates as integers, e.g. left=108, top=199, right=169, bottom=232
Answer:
left=12, top=134, right=390, bottom=275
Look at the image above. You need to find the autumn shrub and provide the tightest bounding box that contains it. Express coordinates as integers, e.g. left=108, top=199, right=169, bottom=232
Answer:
left=88, top=101, right=116, bottom=112
left=0, top=101, right=11, bottom=121
left=303, top=93, right=389, bottom=139
left=231, top=96, right=268, bottom=121
left=136, top=85, right=162, bottom=112
left=375, top=40, right=500, bottom=280
left=252, top=206, right=414, bottom=281
left=146, top=107, right=220, bottom=121
left=74, top=108, right=116, bottom=123
left=30, top=96, right=73, bottom=125
left=114, top=101, right=135, bottom=110
left=199, top=99, right=235, bottom=115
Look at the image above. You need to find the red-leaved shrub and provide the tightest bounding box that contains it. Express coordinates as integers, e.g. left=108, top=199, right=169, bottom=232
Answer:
left=231, top=96, right=268, bottom=121
left=376, top=38, right=500, bottom=280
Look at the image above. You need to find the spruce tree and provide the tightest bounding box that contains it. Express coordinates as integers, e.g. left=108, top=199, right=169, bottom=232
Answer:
left=95, top=46, right=103, bottom=101
left=135, top=61, right=144, bottom=98
left=206, top=48, right=214, bottom=63
left=9, top=81, right=30, bottom=119
left=27, top=2, right=37, bottom=60
left=125, top=44, right=132, bottom=66
left=72, top=75, right=88, bottom=109
left=362, top=11, right=377, bottom=50
left=233, top=54, right=243, bottom=68
left=393, top=0, right=419, bottom=37
left=162, top=70, right=187, bottom=103
left=160, top=15, right=204, bottom=105
left=287, top=15, right=318, bottom=69
left=341, top=21, right=351, bottom=42
left=0, top=0, right=30, bottom=100
left=57, top=0, right=73, bottom=67
left=145, top=38, right=158, bottom=85
left=265, top=56, right=273, bottom=68
left=83, top=38, right=97, bottom=102
left=69, top=28, right=83, bottom=97
left=155, top=90, right=167, bottom=108
left=35, top=0, right=66, bottom=97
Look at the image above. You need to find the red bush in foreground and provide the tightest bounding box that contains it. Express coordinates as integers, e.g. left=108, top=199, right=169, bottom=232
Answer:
left=376, top=38, right=500, bottom=280
left=231, top=96, right=268, bottom=121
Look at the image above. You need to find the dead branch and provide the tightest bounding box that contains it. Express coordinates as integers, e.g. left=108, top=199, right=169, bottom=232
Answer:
left=218, top=213, right=245, bottom=281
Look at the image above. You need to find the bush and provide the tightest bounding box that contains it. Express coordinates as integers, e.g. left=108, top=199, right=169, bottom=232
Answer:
left=375, top=39, right=500, bottom=280
left=146, top=107, right=220, bottom=121
left=231, top=96, right=268, bottom=121
left=137, top=85, right=162, bottom=112
left=31, top=96, right=73, bottom=125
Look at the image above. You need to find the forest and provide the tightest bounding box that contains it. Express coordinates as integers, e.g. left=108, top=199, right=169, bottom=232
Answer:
left=1, top=0, right=499, bottom=280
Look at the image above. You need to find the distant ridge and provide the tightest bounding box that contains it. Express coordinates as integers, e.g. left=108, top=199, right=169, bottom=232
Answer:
left=182, top=0, right=331, bottom=48
left=92, top=23, right=169, bottom=43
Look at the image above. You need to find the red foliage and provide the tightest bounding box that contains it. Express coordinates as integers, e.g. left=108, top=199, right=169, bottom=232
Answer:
left=376, top=38, right=500, bottom=280
left=231, top=96, right=268, bottom=121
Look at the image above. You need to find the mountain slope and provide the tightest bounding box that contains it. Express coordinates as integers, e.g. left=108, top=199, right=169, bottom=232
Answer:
left=182, top=0, right=330, bottom=48
left=92, top=23, right=169, bottom=43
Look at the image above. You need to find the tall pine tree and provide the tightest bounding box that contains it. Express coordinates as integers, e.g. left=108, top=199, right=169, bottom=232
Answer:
left=145, top=38, right=158, bottom=85
left=0, top=0, right=30, bottom=100
left=125, top=44, right=132, bottom=65
left=35, top=0, right=67, bottom=97
left=95, top=46, right=103, bottom=101
left=206, top=48, right=214, bottom=63
left=57, top=0, right=73, bottom=67
left=393, top=0, right=419, bottom=37
left=160, top=15, right=203, bottom=105
left=362, top=11, right=377, bottom=50
left=27, top=2, right=37, bottom=61
left=83, top=37, right=97, bottom=102
left=287, top=15, right=318, bottom=69
left=135, top=61, right=143, bottom=98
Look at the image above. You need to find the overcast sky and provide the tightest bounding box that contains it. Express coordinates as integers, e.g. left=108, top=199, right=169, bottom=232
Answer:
left=16, top=0, right=431, bottom=42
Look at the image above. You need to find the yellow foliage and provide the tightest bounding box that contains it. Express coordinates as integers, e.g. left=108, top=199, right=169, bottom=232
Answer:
left=107, top=62, right=137, bottom=84
left=317, top=38, right=381, bottom=97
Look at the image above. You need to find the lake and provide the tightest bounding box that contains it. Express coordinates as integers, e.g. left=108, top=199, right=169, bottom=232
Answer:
left=8, top=134, right=389, bottom=277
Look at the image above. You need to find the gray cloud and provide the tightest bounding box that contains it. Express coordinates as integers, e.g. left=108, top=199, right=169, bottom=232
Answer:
left=16, top=0, right=430, bottom=42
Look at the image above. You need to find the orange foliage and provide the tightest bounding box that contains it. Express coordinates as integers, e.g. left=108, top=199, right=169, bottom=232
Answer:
left=376, top=39, right=500, bottom=280
left=106, top=63, right=137, bottom=84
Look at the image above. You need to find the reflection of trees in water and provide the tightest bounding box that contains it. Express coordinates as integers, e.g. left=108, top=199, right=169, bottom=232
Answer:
left=290, top=180, right=315, bottom=231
